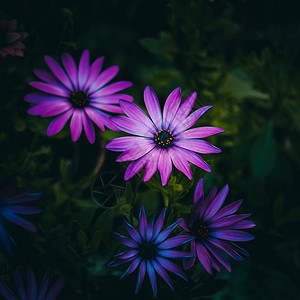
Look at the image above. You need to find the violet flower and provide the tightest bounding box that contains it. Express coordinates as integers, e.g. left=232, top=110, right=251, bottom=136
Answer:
left=25, top=50, right=133, bottom=143
left=178, top=179, right=255, bottom=274
left=106, top=86, right=224, bottom=186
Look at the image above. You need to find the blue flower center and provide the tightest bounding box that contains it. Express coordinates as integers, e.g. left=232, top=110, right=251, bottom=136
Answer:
left=139, top=241, right=157, bottom=260
left=191, top=222, right=209, bottom=241
left=70, top=90, right=89, bottom=108
left=154, top=129, right=174, bottom=149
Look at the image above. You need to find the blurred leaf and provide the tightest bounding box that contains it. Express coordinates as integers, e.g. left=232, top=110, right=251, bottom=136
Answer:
left=251, top=121, right=277, bottom=180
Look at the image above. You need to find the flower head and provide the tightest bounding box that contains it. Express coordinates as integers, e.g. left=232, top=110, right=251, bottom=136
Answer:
left=107, top=207, right=194, bottom=297
left=106, top=86, right=224, bottom=185
left=25, top=50, right=133, bottom=143
left=0, top=19, right=28, bottom=57
left=178, top=179, right=255, bottom=274
left=0, top=184, right=43, bottom=255
left=0, top=267, right=65, bottom=300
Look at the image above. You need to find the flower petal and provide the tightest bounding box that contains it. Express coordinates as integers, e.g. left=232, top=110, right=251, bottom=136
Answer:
left=89, top=66, right=119, bottom=94
left=70, top=109, right=83, bottom=142
left=143, top=148, right=161, bottom=182
left=121, top=257, right=141, bottom=279
left=91, top=94, right=133, bottom=104
left=2, top=212, right=36, bottom=232
left=152, top=259, right=174, bottom=291
left=113, top=232, right=138, bottom=248
left=138, top=206, right=147, bottom=240
left=196, top=242, right=213, bottom=274
left=213, top=200, right=244, bottom=220
left=33, top=69, right=61, bottom=86
left=84, top=57, right=104, bottom=91
left=91, top=81, right=132, bottom=97
left=176, top=127, right=225, bottom=139
left=0, top=223, right=13, bottom=255
left=178, top=218, right=190, bottom=232
left=82, top=111, right=95, bottom=143
left=135, top=261, right=146, bottom=294
left=173, top=106, right=212, bottom=134
left=114, top=249, right=138, bottom=259
left=84, top=107, right=110, bottom=131
left=78, top=49, right=90, bottom=90
left=183, top=240, right=196, bottom=270
left=106, top=136, right=149, bottom=152
left=0, top=280, right=17, bottom=300
left=224, top=220, right=256, bottom=230
left=29, top=82, right=69, bottom=97
left=47, top=109, right=74, bottom=136
left=168, top=147, right=192, bottom=179
left=169, top=92, right=197, bottom=130
left=174, top=139, right=221, bottom=154
left=147, top=261, right=157, bottom=297
left=158, top=234, right=194, bottom=249
left=44, top=55, right=73, bottom=90
left=123, top=219, right=142, bottom=243
left=144, top=86, right=162, bottom=129
left=120, top=100, right=156, bottom=131
left=156, top=256, right=188, bottom=281
left=155, top=220, right=181, bottom=245
left=152, top=208, right=166, bottom=239
left=37, top=270, right=50, bottom=300
left=210, top=230, right=255, bottom=241
left=27, top=101, right=72, bottom=117
left=61, top=52, right=78, bottom=89
left=27, top=267, right=37, bottom=300
left=209, top=214, right=252, bottom=228
left=158, top=149, right=172, bottom=186
left=158, top=250, right=194, bottom=258
left=163, top=87, right=181, bottom=130
left=110, top=116, right=153, bottom=137
left=44, top=277, right=65, bottom=300
left=204, top=184, right=229, bottom=221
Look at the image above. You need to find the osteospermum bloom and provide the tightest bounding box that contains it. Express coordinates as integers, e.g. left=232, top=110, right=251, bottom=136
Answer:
left=107, top=207, right=194, bottom=297
left=25, top=50, right=133, bottom=143
left=0, top=267, right=65, bottom=300
left=0, top=184, right=42, bottom=255
left=178, top=179, right=255, bottom=274
left=106, top=86, right=224, bottom=186
left=0, top=19, right=28, bottom=57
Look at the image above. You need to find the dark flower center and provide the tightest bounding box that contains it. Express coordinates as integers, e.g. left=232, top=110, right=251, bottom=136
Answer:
left=139, top=241, right=157, bottom=260
left=191, top=221, right=209, bottom=241
left=154, top=129, right=174, bottom=149
left=70, top=90, right=89, bottom=108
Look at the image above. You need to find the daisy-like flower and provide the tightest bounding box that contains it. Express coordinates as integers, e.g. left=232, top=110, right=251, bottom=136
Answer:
left=25, top=50, right=133, bottom=143
left=0, top=19, right=28, bottom=57
left=106, top=86, right=224, bottom=186
left=0, top=267, right=65, bottom=300
left=0, top=184, right=43, bottom=255
left=107, top=207, right=194, bottom=297
left=178, top=179, right=255, bottom=274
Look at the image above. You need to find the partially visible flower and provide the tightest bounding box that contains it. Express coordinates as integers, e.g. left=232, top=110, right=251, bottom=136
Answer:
left=107, top=207, right=194, bottom=297
left=0, top=267, right=65, bottom=300
left=178, top=179, right=255, bottom=274
left=0, top=19, right=28, bottom=57
left=0, top=185, right=43, bottom=255
left=106, top=86, right=224, bottom=186
left=25, top=50, right=133, bottom=143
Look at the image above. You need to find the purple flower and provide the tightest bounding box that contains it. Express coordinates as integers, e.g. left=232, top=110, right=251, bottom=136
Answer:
left=178, top=179, right=255, bottom=274
left=107, top=207, right=194, bottom=297
left=0, top=19, right=28, bottom=57
left=0, top=267, right=65, bottom=300
left=25, top=50, right=133, bottom=143
left=0, top=185, right=43, bottom=255
left=106, top=86, right=224, bottom=186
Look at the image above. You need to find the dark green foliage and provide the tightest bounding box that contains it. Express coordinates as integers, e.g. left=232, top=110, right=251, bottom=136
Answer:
left=0, top=0, right=299, bottom=299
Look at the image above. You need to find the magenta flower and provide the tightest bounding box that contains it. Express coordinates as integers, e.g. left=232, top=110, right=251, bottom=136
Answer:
left=25, top=50, right=133, bottom=143
left=178, top=179, right=255, bottom=274
left=106, top=86, right=224, bottom=185
left=0, top=19, right=28, bottom=57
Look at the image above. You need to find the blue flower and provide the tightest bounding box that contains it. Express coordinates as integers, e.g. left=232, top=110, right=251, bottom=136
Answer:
left=178, top=179, right=255, bottom=274
left=0, top=267, right=65, bottom=300
left=107, top=207, right=195, bottom=297
left=0, top=184, right=43, bottom=255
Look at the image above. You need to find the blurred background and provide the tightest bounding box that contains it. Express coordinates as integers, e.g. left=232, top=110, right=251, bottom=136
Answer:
left=0, top=0, right=299, bottom=299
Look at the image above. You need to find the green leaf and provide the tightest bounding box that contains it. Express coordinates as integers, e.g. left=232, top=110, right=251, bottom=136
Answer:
left=251, top=121, right=277, bottom=180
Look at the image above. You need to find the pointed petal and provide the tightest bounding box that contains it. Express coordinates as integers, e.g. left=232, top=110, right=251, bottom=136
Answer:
left=33, top=69, right=61, bottom=86
left=123, top=153, right=150, bottom=181
left=209, top=214, right=252, bottom=228
left=152, top=259, right=174, bottom=291
left=158, top=234, right=194, bottom=249
left=210, top=230, right=255, bottom=241
left=82, top=111, right=95, bottom=143
left=224, top=220, right=256, bottom=229
left=124, top=219, right=142, bottom=243
left=204, top=185, right=229, bottom=221
left=177, top=127, right=225, bottom=139
left=158, top=149, right=172, bottom=186
left=213, top=200, right=244, bottom=220
left=163, top=87, right=181, bottom=130
left=175, top=139, right=221, bottom=154
left=37, top=270, right=50, bottom=300
left=135, top=261, right=146, bottom=294
left=138, top=206, right=147, bottom=240
left=106, top=136, right=149, bottom=152
left=27, top=267, right=37, bottom=300
left=44, top=55, right=73, bottom=90
left=0, top=281, right=17, bottom=300
left=28, top=101, right=72, bottom=117
left=114, top=249, right=138, bottom=259
left=170, top=92, right=197, bottom=130
left=113, top=232, right=138, bottom=248
left=153, top=208, right=166, bottom=239
left=62, top=52, right=78, bottom=89
left=155, top=220, right=180, bottom=245
left=194, top=178, right=204, bottom=205
left=29, top=82, right=69, bottom=97
left=2, top=212, right=36, bottom=232
left=173, top=106, right=212, bottom=134
left=84, top=56, right=104, bottom=91
left=91, top=81, right=132, bottom=97
left=47, top=109, right=74, bottom=136
left=158, top=250, right=195, bottom=258
left=14, top=271, right=27, bottom=300
left=146, top=261, right=157, bottom=297
left=168, top=147, right=192, bottom=179
left=156, top=256, right=188, bottom=280
left=121, top=257, right=141, bottom=279
left=183, top=240, right=196, bottom=270
left=178, top=218, right=190, bottom=232
left=196, top=242, right=213, bottom=274
left=78, top=49, right=90, bottom=90
left=143, top=148, right=161, bottom=182
left=45, top=277, right=65, bottom=300
left=144, top=86, right=162, bottom=129
left=70, top=109, right=83, bottom=142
